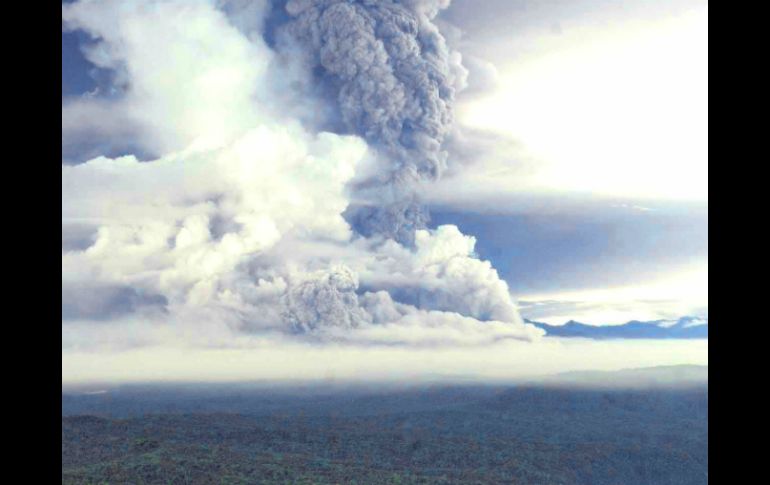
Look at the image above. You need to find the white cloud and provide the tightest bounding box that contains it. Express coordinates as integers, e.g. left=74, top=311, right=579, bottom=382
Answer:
left=363, top=226, right=525, bottom=324
left=62, top=123, right=367, bottom=317
left=61, top=0, right=540, bottom=356
left=62, top=0, right=306, bottom=156
left=451, top=6, right=708, bottom=203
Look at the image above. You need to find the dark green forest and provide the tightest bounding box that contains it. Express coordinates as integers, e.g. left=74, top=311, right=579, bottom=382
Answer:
left=63, top=374, right=707, bottom=484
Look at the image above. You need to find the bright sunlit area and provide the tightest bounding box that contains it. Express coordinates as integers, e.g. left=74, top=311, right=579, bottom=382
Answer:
left=458, top=6, right=708, bottom=201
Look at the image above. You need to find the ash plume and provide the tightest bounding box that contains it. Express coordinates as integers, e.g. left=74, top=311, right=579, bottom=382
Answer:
left=61, top=0, right=540, bottom=346
left=282, top=266, right=371, bottom=333
left=282, top=0, right=467, bottom=244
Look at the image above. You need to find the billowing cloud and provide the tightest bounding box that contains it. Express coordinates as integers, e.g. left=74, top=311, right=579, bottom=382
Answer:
left=62, top=125, right=367, bottom=332
left=62, top=0, right=275, bottom=157
left=283, top=266, right=371, bottom=333
left=358, top=225, right=524, bottom=325
left=61, top=0, right=541, bottom=359
left=281, top=0, right=468, bottom=244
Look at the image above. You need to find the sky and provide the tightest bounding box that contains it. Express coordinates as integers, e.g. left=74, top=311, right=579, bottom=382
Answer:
left=61, top=0, right=708, bottom=384
left=435, top=0, right=708, bottom=324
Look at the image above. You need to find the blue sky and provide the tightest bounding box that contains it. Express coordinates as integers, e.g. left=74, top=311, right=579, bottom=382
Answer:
left=432, top=202, right=707, bottom=296
left=62, top=30, right=95, bottom=97
left=61, top=0, right=707, bottom=383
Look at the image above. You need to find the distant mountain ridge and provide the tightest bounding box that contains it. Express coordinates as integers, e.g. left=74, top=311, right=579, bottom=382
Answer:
left=526, top=316, right=708, bottom=339
left=540, top=365, right=708, bottom=389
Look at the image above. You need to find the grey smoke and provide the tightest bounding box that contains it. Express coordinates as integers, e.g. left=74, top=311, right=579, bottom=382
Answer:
left=282, top=266, right=372, bottom=333
left=282, top=0, right=467, bottom=243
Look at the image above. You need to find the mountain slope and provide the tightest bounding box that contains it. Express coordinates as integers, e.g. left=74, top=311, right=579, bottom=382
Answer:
left=527, top=316, right=708, bottom=339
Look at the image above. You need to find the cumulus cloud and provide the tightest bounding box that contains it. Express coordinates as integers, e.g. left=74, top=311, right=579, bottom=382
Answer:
left=353, top=291, right=538, bottom=345
left=62, top=125, right=367, bottom=327
left=65, top=0, right=269, bottom=148
left=61, top=0, right=540, bottom=358
left=355, top=225, right=525, bottom=325
left=62, top=0, right=301, bottom=159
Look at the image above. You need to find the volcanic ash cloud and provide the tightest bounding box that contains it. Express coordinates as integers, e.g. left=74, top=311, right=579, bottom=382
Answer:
left=61, top=0, right=540, bottom=348
left=282, top=0, right=468, bottom=244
